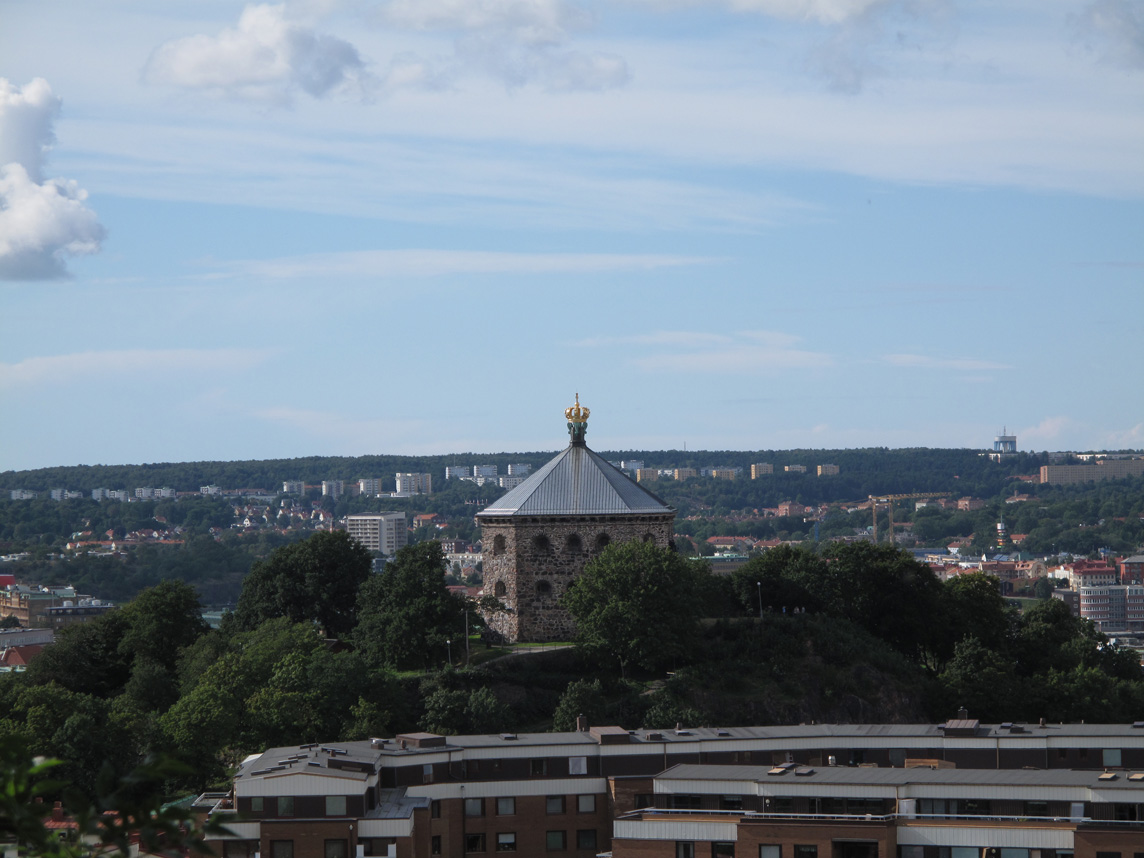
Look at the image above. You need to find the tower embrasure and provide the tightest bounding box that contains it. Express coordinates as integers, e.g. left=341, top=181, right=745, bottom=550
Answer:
left=476, top=395, right=676, bottom=643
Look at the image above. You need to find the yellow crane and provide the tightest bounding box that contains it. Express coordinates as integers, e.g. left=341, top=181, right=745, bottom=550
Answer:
left=868, top=492, right=951, bottom=544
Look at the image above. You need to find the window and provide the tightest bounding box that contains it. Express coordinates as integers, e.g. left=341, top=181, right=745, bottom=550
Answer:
left=1103, top=748, right=1122, bottom=767
left=423, top=763, right=434, bottom=784
left=565, top=534, right=582, bottom=553
left=531, top=759, right=549, bottom=776
left=497, top=797, right=516, bottom=815
left=533, top=534, right=552, bottom=553
left=760, top=848, right=781, bottom=858
left=569, top=757, right=587, bottom=775
left=1094, top=853, right=1121, bottom=858
left=325, top=796, right=347, bottom=816
left=493, top=535, right=506, bottom=555
left=496, top=834, right=517, bottom=852
left=677, top=844, right=695, bottom=858
left=250, top=797, right=264, bottom=813
left=635, top=794, right=654, bottom=809
left=577, top=830, right=597, bottom=851
left=546, top=831, right=566, bottom=851
left=325, top=841, right=348, bottom=858
left=466, top=834, right=486, bottom=853
left=431, top=800, right=441, bottom=819
left=898, top=850, right=922, bottom=858
left=672, top=795, right=701, bottom=810
left=547, top=795, right=566, bottom=814
left=720, top=795, right=743, bottom=811
left=431, top=836, right=441, bottom=856
left=537, top=580, right=553, bottom=597
left=794, top=848, right=817, bottom=858
left=577, top=795, right=595, bottom=814
left=465, top=797, right=484, bottom=817
left=271, top=842, right=293, bottom=858
left=277, top=797, right=294, bottom=817
left=1024, top=801, right=1048, bottom=818
left=595, top=533, right=610, bottom=551
left=495, top=581, right=507, bottom=597
left=713, top=844, right=735, bottom=858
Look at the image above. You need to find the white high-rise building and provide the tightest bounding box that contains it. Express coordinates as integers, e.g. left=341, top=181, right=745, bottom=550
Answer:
left=282, top=481, right=305, bottom=494
left=358, top=478, right=384, bottom=496
left=322, top=480, right=344, bottom=499
left=506, top=463, right=531, bottom=476
left=473, top=465, right=498, bottom=478
left=345, top=513, right=408, bottom=555
left=395, top=473, right=432, bottom=495
left=445, top=466, right=470, bottom=480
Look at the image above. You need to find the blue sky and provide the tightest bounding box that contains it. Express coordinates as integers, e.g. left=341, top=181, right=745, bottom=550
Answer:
left=1, top=0, right=1142, bottom=471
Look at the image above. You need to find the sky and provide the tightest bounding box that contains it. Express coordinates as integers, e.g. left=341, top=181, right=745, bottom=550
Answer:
left=1, top=0, right=1142, bottom=472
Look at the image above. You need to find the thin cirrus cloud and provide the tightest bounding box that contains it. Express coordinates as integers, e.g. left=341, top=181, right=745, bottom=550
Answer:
left=1072, top=0, right=1144, bottom=71
left=142, top=3, right=374, bottom=104
left=882, top=354, right=1012, bottom=371
left=212, top=249, right=712, bottom=280
left=578, top=330, right=834, bottom=373
left=0, top=78, right=105, bottom=281
left=0, top=348, right=274, bottom=389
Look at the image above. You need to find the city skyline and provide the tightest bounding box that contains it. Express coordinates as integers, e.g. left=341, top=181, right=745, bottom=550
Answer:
left=1, top=0, right=1142, bottom=471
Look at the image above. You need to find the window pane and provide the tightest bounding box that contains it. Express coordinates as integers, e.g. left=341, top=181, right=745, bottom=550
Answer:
left=326, top=796, right=347, bottom=816
left=250, top=797, right=264, bottom=813
left=431, top=801, right=441, bottom=819
left=547, top=796, right=565, bottom=814
left=497, top=797, right=516, bottom=815
left=325, top=840, right=348, bottom=858
left=676, top=844, right=695, bottom=858
left=794, top=848, right=817, bottom=858
left=713, top=845, right=735, bottom=858
left=272, top=842, right=293, bottom=858
left=1102, top=749, right=1122, bottom=767
left=496, top=834, right=516, bottom=852
left=577, top=795, right=595, bottom=814
left=577, top=831, right=597, bottom=851
left=760, top=847, right=781, bottom=858
left=432, top=836, right=441, bottom=856
left=465, top=798, right=484, bottom=817
left=569, top=757, right=587, bottom=775
left=546, top=831, right=566, bottom=851
left=532, top=759, right=548, bottom=776
left=466, top=834, right=486, bottom=853
left=277, top=797, right=294, bottom=817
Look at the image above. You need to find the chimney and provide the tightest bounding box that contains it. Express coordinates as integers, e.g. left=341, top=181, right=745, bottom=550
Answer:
left=51, top=801, right=64, bottom=822
left=957, top=707, right=968, bottom=720
left=575, top=714, right=588, bottom=732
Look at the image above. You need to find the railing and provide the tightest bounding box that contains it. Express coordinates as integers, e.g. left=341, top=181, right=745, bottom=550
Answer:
left=620, top=808, right=1144, bottom=829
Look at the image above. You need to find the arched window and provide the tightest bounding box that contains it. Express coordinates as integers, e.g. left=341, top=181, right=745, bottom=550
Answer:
left=594, top=533, right=610, bottom=552
left=642, top=533, right=655, bottom=543
left=565, top=533, right=583, bottom=554
left=494, top=580, right=507, bottom=598
left=536, top=580, right=552, bottom=598
left=532, top=534, right=552, bottom=554
left=492, top=534, right=506, bottom=556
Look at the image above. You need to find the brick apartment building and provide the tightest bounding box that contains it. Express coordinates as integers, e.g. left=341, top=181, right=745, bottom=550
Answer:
left=197, top=720, right=1144, bottom=858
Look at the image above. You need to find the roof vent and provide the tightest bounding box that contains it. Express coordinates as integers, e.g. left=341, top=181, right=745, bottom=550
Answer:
left=308, top=761, right=322, bottom=767
left=646, top=732, right=664, bottom=741
left=716, top=729, right=730, bottom=737
left=500, top=733, right=518, bottom=741
left=675, top=729, right=692, bottom=736
left=999, top=722, right=1012, bottom=730
left=1098, top=772, right=1118, bottom=780
left=795, top=767, right=815, bottom=777
left=1133, top=721, right=1144, bottom=729
left=1127, top=773, right=1144, bottom=781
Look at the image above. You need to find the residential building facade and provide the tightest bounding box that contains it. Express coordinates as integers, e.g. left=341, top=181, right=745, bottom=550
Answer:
left=346, top=513, right=408, bottom=555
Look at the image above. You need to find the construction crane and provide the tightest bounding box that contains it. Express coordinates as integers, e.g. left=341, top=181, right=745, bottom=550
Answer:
left=868, top=492, right=951, bottom=544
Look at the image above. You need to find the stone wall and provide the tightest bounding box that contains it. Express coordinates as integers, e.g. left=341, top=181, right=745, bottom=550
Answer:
left=480, top=514, right=675, bottom=643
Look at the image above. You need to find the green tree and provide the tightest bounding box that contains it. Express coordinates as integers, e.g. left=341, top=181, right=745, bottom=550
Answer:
left=561, top=541, right=709, bottom=678
left=353, top=542, right=466, bottom=670
left=116, top=579, right=208, bottom=673
left=233, top=529, right=371, bottom=637
left=552, top=678, right=607, bottom=732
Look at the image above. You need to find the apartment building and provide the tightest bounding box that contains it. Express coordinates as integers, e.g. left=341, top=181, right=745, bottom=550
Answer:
left=817, top=464, right=839, bottom=476
left=751, top=464, right=774, bottom=479
left=784, top=465, right=806, bottom=474
left=675, top=469, right=698, bottom=481
left=395, top=474, right=433, bottom=495
left=1040, top=459, right=1144, bottom=485
left=359, top=479, right=385, bottom=497
left=283, top=481, right=307, bottom=495
left=322, top=481, right=345, bottom=500
left=198, top=721, right=1144, bottom=858
left=345, top=513, right=408, bottom=555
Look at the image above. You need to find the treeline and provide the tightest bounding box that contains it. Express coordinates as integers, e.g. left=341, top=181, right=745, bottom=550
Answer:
left=4, top=532, right=1141, bottom=805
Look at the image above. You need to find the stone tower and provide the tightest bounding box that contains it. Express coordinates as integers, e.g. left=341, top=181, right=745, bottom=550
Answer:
left=477, top=395, right=676, bottom=643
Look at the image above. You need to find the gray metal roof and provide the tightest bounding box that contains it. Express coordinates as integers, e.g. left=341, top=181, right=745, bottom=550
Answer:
left=477, top=444, right=673, bottom=518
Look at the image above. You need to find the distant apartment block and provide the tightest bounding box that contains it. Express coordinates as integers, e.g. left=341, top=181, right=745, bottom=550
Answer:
left=957, top=497, right=985, bottom=511
left=1121, top=555, right=1144, bottom=584
left=445, top=466, right=471, bottom=480
left=322, top=480, right=344, bottom=499
left=621, top=460, right=644, bottom=473
left=778, top=501, right=809, bottom=517
left=1076, top=583, right=1144, bottom=633
left=345, top=512, right=408, bottom=555
left=817, top=464, right=840, bottom=476
left=8, top=490, right=35, bottom=500
left=135, top=487, right=156, bottom=499
left=498, top=475, right=526, bottom=490
left=358, top=478, right=384, bottom=496
left=784, top=464, right=807, bottom=473
left=282, top=480, right=306, bottom=494
left=49, top=489, right=83, bottom=500
left=706, top=468, right=738, bottom=480
left=506, top=464, right=532, bottom=476
left=674, top=468, right=698, bottom=481
left=200, top=485, right=222, bottom=496
left=750, top=463, right=773, bottom=478
left=395, top=473, right=432, bottom=495
left=107, top=490, right=130, bottom=502
left=1040, top=458, right=1144, bottom=485
left=635, top=469, right=658, bottom=483
left=473, top=465, right=498, bottom=478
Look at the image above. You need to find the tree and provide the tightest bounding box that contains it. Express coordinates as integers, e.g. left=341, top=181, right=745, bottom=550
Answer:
left=561, top=541, right=709, bottom=678
left=729, top=545, right=824, bottom=616
left=233, top=529, right=371, bottom=637
left=353, top=542, right=466, bottom=671
left=552, top=678, right=606, bottom=732
left=117, top=579, right=209, bottom=673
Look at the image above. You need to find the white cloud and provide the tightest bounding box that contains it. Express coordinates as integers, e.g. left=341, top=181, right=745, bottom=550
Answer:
left=143, top=4, right=372, bottom=103
left=582, top=329, right=833, bottom=373
left=1100, top=422, right=1144, bottom=449
left=718, top=0, right=885, bottom=25
left=214, top=249, right=710, bottom=279
left=378, top=0, right=586, bottom=42
left=0, top=78, right=104, bottom=280
left=0, top=348, right=274, bottom=389
left=1020, top=416, right=1073, bottom=444
left=882, top=354, right=1012, bottom=371
left=1073, top=0, right=1144, bottom=71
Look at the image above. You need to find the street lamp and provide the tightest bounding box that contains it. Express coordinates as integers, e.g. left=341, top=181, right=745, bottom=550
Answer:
left=757, top=581, right=763, bottom=619
left=446, top=639, right=452, bottom=665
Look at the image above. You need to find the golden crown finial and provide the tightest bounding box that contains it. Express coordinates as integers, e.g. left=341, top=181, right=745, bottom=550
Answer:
left=565, top=392, right=590, bottom=424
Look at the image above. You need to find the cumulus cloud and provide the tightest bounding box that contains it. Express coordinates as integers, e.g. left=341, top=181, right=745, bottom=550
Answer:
left=372, top=0, right=629, bottom=91
left=143, top=4, right=373, bottom=103
left=1073, top=0, right=1144, bottom=71
left=0, top=78, right=105, bottom=280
